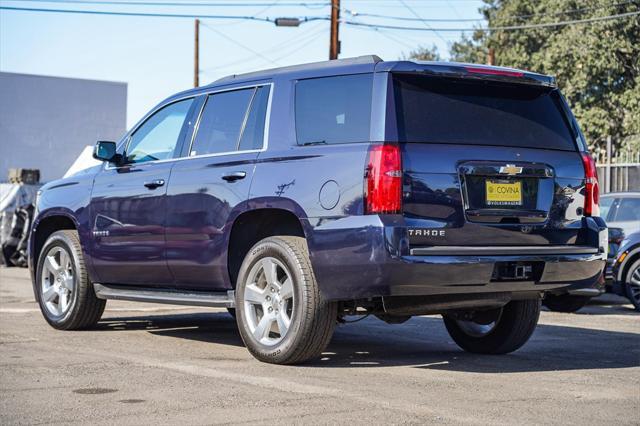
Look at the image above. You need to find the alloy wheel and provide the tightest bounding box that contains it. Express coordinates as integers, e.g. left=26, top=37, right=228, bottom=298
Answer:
left=40, top=246, right=75, bottom=317
left=243, top=257, right=294, bottom=346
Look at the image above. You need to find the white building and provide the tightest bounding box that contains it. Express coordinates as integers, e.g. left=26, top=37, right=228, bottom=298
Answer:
left=0, top=72, right=127, bottom=182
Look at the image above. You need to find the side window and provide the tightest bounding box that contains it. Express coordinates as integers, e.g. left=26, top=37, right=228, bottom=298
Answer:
left=599, top=197, right=615, bottom=221
left=238, top=86, right=270, bottom=151
left=126, top=98, right=194, bottom=164
left=616, top=198, right=640, bottom=222
left=190, top=88, right=254, bottom=156
left=295, top=74, right=373, bottom=145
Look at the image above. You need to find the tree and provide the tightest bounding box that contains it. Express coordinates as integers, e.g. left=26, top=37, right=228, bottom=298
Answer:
left=407, top=44, right=441, bottom=61
left=449, top=0, right=640, bottom=153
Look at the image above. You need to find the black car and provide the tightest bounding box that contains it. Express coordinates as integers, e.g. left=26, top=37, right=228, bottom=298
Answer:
left=29, top=57, right=607, bottom=364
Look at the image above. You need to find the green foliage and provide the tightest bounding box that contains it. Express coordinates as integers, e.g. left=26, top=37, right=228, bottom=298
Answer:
left=406, top=44, right=442, bottom=61
left=448, top=0, right=640, bottom=152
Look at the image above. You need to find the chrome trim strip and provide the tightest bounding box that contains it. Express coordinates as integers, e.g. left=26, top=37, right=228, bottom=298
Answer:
left=409, top=245, right=600, bottom=256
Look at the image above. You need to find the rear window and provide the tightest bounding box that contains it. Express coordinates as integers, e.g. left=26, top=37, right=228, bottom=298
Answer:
left=392, top=74, right=577, bottom=151
left=295, top=74, right=373, bottom=145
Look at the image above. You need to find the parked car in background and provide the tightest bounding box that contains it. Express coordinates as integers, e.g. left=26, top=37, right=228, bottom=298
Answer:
left=28, top=56, right=607, bottom=364
left=601, top=192, right=640, bottom=285
left=611, top=231, right=640, bottom=311
left=600, top=192, right=640, bottom=236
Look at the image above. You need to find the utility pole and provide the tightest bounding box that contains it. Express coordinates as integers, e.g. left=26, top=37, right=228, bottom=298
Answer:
left=194, top=18, right=200, bottom=87
left=487, top=47, right=495, bottom=65
left=606, top=135, right=612, bottom=193
left=329, top=0, right=340, bottom=60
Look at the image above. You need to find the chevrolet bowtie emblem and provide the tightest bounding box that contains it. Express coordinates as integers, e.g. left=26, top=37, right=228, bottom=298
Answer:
left=499, top=164, right=523, bottom=175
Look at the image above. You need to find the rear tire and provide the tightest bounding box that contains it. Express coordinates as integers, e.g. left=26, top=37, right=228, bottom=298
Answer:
left=624, top=259, right=640, bottom=312
left=35, top=230, right=105, bottom=330
left=543, top=294, right=591, bottom=313
left=443, top=299, right=540, bottom=354
left=235, top=236, right=337, bottom=364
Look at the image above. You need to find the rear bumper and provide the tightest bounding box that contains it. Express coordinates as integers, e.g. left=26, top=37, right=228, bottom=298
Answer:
left=307, top=215, right=607, bottom=302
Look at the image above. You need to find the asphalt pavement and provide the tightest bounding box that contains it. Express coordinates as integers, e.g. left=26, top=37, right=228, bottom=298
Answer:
left=1, top=266, right=639, bottom=425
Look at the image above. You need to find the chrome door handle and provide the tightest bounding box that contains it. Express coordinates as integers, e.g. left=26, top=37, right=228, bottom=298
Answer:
left=221, top=171, right=247, bottom=182
left=143, top=179, right=165, bottom=189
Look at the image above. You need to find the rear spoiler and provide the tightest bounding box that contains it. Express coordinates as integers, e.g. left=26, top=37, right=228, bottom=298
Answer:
left=377, top=61, right=556, bottom=88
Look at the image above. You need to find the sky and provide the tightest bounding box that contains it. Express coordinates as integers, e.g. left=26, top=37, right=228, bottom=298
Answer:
left=0, top=0, right=484, bottom=128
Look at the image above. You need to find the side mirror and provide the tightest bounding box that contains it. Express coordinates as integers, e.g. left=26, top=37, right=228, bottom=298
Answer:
left=93, top=141, right=121, bottom=164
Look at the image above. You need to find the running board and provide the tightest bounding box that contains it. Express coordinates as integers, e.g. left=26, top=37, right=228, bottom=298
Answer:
left=93, top=283, right=235, bottom=308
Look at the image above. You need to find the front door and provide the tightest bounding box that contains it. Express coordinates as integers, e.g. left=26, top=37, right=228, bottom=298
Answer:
left=89, top=97, right=196, bottom=285
left=165, top=84, right=271, bottom=290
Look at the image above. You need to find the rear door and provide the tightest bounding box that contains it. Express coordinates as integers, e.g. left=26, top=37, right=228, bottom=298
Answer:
left=165, top=84, right=271, bottom=290
left=391, top=73, right=587, bottom=247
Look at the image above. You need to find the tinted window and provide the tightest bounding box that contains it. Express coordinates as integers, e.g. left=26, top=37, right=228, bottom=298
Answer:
left=295, top=74, right=373, bottom=145
left=615, top=198, right=640, bottom=221
left=393, top=74, right=576, bottom=150
left=191, top=88, right=253, bottom=156
left=238, top=86, right=270, bottom=151
left=127, top=98, right=193, bottom=164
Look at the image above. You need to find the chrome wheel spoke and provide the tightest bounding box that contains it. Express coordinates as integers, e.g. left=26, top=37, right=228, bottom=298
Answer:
left=631, top=268, right=640, bottom=287
left=44, top=255, right=61, bottom=275
left=253, top=314, right=273, bottom=341
left=43, top=285, right=58, bottom=302
left=59, top=291, right=69, bottom=312
left=275, top=310, right=290, bottom=336
left=279, top=278, right=293, bottom=300
left=59, top=250, right=70, bottom=272
left=261, top=258, right=278, bottom=286
left=244, top=283, right=265, bottom=304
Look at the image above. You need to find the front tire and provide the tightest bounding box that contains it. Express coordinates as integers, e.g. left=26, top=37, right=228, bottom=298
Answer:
left=543, top=293, right=591, bottom=313
left=443, top=299, right=540, bottom=354
left=235, top=236, right=337, bottom=364
left=35, top=230, right=105, bottom=330
left=624, top=259, right=640, bottom=311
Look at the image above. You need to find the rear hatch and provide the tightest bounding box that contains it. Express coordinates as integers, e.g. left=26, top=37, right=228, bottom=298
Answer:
left=391, top=72, right=588, bottom=247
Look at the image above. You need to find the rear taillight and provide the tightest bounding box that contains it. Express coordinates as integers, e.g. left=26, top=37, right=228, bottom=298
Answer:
left=581, top=152, right=600, bottom=217
left=365, top=144, right=402, bottom=214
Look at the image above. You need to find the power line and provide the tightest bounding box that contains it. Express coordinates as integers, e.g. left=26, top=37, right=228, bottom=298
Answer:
left=10, top=0, right=329, bottom=6
left=201, top=22, right=326, bottom=72
left=397, top=0, right=447, bottom=43
left=0, top=5, right=329, bottom=22
left=200, top=21, right=280, bottom=64
left=342, top=10, right=640, bottom=32
left=2, top=4, right=637, bottom=33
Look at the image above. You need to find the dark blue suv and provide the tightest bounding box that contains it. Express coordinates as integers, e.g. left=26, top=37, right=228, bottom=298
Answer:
left=28, top=56, right=607, bottom=364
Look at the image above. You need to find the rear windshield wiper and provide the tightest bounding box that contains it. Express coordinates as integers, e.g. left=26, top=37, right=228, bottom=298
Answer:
left=301, top=140, right=327, bottom=146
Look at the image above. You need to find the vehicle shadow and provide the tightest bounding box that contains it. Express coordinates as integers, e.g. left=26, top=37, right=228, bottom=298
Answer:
left=96, top=309, right=640, bottom=373
left=574, top=293, right=638, bottom=316
left=96, top=312, right=246, bottom=347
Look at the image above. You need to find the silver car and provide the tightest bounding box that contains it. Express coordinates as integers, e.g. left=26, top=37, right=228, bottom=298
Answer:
left=601, top=192, right=640, bottom=236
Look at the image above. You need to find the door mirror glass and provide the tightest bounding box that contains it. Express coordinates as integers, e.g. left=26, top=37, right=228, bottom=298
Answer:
left=93, top=141, right=118, bottom=162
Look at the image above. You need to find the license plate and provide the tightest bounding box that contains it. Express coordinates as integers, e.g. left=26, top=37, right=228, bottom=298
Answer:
left=486, top=180, right=522, bottom=205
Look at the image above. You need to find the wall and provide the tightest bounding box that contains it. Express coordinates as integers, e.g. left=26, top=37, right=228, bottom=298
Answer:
left=0, top=72, right=127, bottom=182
